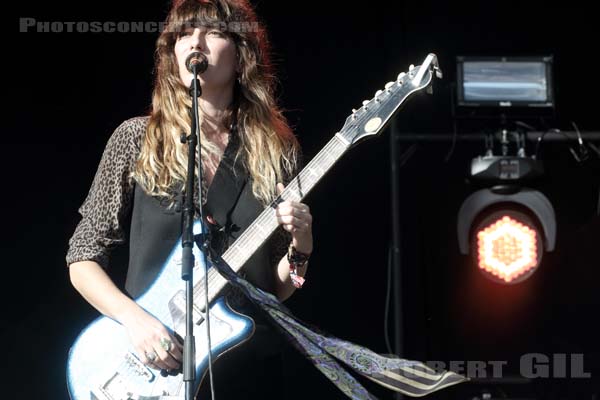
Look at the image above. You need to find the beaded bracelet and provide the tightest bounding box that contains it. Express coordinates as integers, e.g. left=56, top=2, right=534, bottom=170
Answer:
left=287, top=244, right=310, bottom=288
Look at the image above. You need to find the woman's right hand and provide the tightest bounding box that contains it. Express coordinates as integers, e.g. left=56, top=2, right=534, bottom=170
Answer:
left=68, top=261, right=183, bottom=371
left=121, top=307, right=183, bottom=371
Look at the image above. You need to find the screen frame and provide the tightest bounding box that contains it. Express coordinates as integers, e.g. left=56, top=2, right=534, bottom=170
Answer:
left=456, top=56, right=554, bottom=109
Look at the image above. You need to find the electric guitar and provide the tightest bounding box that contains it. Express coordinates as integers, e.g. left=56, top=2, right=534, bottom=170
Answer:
left=66, top=53, right=442, bottom=400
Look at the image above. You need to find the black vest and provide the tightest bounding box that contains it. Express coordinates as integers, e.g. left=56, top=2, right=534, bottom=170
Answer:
left=126, top=138, right=277, bottom=300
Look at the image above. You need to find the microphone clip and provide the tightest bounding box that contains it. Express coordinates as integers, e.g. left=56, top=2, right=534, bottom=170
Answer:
left=185, top=52, right=208, bottom=75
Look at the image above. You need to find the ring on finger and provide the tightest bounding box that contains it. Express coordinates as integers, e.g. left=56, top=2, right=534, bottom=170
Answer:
left=159, top=337, right=173, bottom=352
left=145, top=350, right=158, bottom=363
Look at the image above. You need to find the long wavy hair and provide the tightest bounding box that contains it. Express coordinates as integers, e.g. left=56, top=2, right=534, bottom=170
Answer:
left=133, top=0, right=299, bottom=204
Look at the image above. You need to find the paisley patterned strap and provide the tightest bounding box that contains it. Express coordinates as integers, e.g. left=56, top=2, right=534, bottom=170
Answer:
left=211, top=256, right=468, bottom=399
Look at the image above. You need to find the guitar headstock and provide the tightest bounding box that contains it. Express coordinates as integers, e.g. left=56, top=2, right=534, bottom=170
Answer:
left=338, top=53, right=442, bottom=146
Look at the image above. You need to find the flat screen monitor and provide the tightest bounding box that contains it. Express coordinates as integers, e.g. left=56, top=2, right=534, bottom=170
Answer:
left=456, top=56, right=554, bottom=108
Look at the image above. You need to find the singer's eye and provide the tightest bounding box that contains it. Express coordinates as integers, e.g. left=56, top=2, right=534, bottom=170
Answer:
left=176, top=27, right=194, bottom=38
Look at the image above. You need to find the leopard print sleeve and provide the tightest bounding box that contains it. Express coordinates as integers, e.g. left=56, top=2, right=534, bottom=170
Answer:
left=66, top=117, right=147, bottom=269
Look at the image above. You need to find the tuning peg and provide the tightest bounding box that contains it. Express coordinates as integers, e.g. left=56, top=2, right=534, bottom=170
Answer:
left=352, top=108, right=358, bottom=113
left=409, top=64, right=415, bottom=71
left=374, top=90, right=383, bottom=102
left=397, top=72, right=406, bottom=82
left=385, top=81, right=395, bottom=90
left=362, top=100, right=370, bottom=106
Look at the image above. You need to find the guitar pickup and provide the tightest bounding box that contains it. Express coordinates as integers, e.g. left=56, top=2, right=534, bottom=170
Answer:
left=168, top=290, right=204, bottom=326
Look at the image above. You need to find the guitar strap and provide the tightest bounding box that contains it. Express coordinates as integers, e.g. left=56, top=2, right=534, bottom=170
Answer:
left=210, top=256, right=468, bottom=399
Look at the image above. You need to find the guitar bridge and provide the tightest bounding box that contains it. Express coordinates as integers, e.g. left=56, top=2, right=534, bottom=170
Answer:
left=92, top=352, right=156, bottom=400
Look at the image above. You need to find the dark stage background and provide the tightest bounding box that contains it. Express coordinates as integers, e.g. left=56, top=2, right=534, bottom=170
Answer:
left=3, top=1, right=600, bottom=399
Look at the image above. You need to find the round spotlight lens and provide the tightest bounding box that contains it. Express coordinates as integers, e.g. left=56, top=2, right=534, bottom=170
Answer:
left=474, top=210, right=542, bottom=284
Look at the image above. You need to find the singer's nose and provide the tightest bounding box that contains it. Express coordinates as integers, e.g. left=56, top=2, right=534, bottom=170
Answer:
left=189, top=28, right=206, bottom=51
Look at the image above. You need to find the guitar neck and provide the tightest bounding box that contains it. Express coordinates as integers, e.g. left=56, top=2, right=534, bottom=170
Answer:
left=193, top=134, right=351, bottom=305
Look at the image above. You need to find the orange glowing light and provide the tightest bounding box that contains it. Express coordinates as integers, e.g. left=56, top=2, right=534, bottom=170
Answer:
left=476, top=216, right=538, bottom=283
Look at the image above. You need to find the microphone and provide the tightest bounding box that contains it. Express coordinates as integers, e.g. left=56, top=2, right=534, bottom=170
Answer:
left=185, top=52, right=208, bottom=74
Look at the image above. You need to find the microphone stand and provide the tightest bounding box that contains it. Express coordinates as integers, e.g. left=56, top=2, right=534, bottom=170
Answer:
left=181, top=62, right=215, bottom=400
left=389, top=116, right=404, bottom=400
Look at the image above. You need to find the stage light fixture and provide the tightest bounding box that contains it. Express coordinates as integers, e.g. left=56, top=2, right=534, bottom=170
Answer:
left=453, top=55, right=557, bottom=284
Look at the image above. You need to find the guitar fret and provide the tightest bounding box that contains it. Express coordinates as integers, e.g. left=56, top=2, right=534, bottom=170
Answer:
left=225, top=245, right=243, bottom=261
left=306, top=168, right=319, bottom=178
left=192, top=270, right=228, bottom=310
